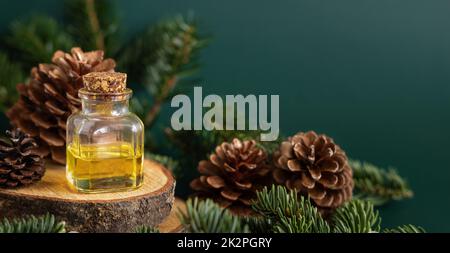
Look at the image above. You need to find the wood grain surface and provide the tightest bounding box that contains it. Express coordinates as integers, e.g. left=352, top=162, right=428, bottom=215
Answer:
left=0, top=159, right=176, bottom=233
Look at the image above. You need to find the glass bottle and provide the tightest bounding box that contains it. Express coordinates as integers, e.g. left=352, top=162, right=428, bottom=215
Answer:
left=66, top=72, right=144, bottom=193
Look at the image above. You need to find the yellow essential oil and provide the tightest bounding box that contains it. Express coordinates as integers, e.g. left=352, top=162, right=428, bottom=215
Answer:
left=66, top=142, right=144, bottom=193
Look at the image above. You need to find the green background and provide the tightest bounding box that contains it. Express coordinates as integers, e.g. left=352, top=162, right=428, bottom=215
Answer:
left=0, top=0, right=449, bottom=232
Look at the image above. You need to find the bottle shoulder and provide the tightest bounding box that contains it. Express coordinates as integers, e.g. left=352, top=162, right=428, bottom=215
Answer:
left=66, top=111, right=82, bottom=124
left=67, top=112, right=144, bottom=132
left=126, top=112, right=144, bottom=126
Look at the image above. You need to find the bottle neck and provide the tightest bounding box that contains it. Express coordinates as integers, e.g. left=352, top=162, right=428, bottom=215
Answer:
left=81, top=99, right=130, bottom=116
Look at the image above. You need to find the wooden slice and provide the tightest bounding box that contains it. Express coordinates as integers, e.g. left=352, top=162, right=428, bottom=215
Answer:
left=158, top=198, right=186, bottom=233
left=0, top=159, right=175, bottom=233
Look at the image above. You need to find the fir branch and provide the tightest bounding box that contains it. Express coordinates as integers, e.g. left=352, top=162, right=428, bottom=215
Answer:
left=351, top=160, right=413, bottom=205
left=85, top=0, right=105, bottom=50
left=118, top=14, right=207, bottom=128
left=135, top=225, right=160, bottom=233
left=242, top=216, right=274, bottom=233
left=275, top=213, right=313, bottom=233
left=64, top=0, right=119, bottom=54
left=179, top=198, right=250, bottom=233
left=252, top=185, right=330, bottom=233
left=252, top=185, right=299, bottom=218
left=0, top=52, right=24, bottom=112
left=180, top=188, right=424, bottom=234
left=384, top=224, right=426, bottom=233
left=0, top=214, right=66, bottom=233
left=4, top=15, right=73, bottom=69
left=332, top=199, right=381, bottom=233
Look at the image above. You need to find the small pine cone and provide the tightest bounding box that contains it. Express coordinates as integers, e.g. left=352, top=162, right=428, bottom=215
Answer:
left=6, top=47, right=116, bottom=164
left=190, top=138, right=272, bottom=215
left=273, top=131, right=353, bottom=211
left=0, top=129, right=46, bottom=188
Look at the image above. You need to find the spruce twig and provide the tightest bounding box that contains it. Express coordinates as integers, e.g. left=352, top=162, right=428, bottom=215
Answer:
left=118, top=15, right=207, bottom=128
left=178, top=186, right=424, bottom=233
left=64, top=0, right=119, bottom=54
left=85, top=0, right=105, bottom=51
left=384, top=224, right=426, bottom=233
left=242, top=216, right=274, bottom=233
left=0, top=52, right=24, bottom=112
left=4, top=15, right=73, bottom=69
left=332, top=200, right=381, bottom=233
left=0, top=214, right=66, bottom=233
left=179, top=198, right=250, bottom=233
left=252, top=185, right=330, bottom=233
left=351, top=160, right=413, bottom=205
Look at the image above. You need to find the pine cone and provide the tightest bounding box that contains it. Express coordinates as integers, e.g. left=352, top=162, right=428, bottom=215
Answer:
left=190, top=138, right=272, bottom=215
left=6, top=47, right=116, bottom=164
left=0, top=129, right=46, bottom=188
left=273, top=131, right=353, bottom=211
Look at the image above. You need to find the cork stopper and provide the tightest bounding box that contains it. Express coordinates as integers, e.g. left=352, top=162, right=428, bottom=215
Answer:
left=82, top=72, right=127, bottom=93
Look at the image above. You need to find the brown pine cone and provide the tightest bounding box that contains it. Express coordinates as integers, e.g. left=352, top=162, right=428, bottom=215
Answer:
left=190, top=138, right=272, bottom=215
left=0, top=129, right=46, bottom=188
left=6, top=47, right=116, bottom=164
left=273, top=131, right=353, bottom=211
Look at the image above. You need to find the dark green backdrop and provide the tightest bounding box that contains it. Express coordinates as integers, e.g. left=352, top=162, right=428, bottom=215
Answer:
left=1, top=0, right=449, bottom=232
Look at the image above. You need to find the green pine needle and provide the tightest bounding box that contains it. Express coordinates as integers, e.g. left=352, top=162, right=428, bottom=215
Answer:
left=118, top=14, right=208, bottom=127
left=242, top=216, right=274, bottom=233
left=351, top=160, right=413, bottom=205
left=64, top=0, right=119, bottom=54
left=179, top=198, right=250, bottom=233
left=252, top=185, right=330, bottom=233
left=5, top=15, right=73, bottom=68
left=275, top=213, right=312, bottom=233
left=0, top=214, right=66, bottom=233
left=384, top=224, right=426, bottom=233
left=332, top=199, right=381, bottom=233
left=118, top=14, right=205, bottom=93
left=252, top=185, right=299, bottom=218
left=135, top=225, right=160, bottom=233
left=0, top=52, right=24, bottom=112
